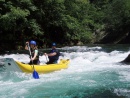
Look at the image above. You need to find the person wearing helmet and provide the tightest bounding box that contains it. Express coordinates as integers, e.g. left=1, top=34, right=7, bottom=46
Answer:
left=25, top=40, right=40, bottom=65
left=44, top=43, right=60, bottom=64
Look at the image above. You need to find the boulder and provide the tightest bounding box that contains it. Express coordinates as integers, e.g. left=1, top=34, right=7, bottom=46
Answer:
left=121, top=54, right=130, bottom=64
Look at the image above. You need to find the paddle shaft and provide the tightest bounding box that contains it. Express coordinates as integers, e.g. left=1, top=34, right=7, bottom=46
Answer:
left=26, top=43, right=39, bottom=79
left=45, top=55, right=48, bottom=62
left=27, top=43, right=35, bottom=70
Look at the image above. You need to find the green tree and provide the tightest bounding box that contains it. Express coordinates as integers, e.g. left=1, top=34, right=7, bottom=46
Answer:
left=0, top=0, right=43, bottom=42
left=100, top=0, right=130, bottom=43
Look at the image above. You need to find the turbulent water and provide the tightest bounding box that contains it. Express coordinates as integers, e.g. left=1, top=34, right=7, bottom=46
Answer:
left=0, top=45, right=130, bottom=98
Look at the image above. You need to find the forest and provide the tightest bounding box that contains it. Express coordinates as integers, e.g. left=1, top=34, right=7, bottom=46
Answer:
left=0, top=0, right=130, bottom=51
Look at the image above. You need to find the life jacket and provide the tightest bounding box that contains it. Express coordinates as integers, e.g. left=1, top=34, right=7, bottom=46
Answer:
left=48, top=49, right=60, bottom=61
left=30, top=48, right=39, bottom=60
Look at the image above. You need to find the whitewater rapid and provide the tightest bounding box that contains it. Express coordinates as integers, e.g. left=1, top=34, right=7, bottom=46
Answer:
left=0, top=45, right=130, bottom=98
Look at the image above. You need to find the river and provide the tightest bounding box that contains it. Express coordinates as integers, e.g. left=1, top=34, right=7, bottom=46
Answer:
left=0, top=44, right=130, bottom=98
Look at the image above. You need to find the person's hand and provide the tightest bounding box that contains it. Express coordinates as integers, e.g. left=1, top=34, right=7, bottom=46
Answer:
left=31, top=57, right=34, bottom=61
left=44, top=53, right=47, bottom=56
left=26, top=42, right=29, bottom=45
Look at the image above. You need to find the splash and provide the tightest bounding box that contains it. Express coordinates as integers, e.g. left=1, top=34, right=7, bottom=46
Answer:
left=0, top=45, right=130, bottom=97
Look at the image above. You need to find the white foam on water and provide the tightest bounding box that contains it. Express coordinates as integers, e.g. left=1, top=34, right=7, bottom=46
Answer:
left=114, top=88, right=130, bottom=98
left=0, top=46, right=130, bottom=97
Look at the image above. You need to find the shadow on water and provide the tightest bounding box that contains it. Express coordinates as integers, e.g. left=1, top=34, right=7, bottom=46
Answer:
left=85, top=89, right=125, bottom=98
left=90, top=44, right=130, bottom=53
left=65, top=88, right=125, bottom=98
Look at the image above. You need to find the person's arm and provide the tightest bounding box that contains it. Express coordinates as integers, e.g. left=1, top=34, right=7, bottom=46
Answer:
left=44, top=52, right=56, bottom=56
left=48, top=52, right=56, bottom=56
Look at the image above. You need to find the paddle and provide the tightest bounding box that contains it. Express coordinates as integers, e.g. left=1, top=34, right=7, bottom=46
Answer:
left=45, top=55, right=48, bottom=62
left=27, top=43, right=39, bottom=79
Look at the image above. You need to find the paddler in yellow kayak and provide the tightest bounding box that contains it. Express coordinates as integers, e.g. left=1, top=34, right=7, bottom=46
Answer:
left=25, top=40, right=40, bottom=65
left=44, top=43, right=60, bottom=64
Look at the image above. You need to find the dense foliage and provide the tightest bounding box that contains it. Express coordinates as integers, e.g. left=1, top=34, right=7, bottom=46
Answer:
left=0, top=0, right=130, bottom=50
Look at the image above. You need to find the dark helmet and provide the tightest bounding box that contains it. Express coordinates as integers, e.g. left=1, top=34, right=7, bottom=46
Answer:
left=52, top=42, right=56, bottom=46
left=30, top=40, right=36, bottom=45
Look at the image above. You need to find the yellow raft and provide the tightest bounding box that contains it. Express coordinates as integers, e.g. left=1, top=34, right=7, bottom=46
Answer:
left=15, top=59, right=70, bottom=73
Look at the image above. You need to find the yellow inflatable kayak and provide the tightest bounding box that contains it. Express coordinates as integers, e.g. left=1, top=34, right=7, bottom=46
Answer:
left=4, top=58, right=70, bottom=74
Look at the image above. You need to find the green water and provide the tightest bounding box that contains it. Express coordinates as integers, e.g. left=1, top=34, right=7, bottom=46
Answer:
left=0, top=45, right=130, bottom=98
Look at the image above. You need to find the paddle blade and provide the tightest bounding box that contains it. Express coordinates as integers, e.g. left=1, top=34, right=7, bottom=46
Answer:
left=33, top=70, right=39, bottom=79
